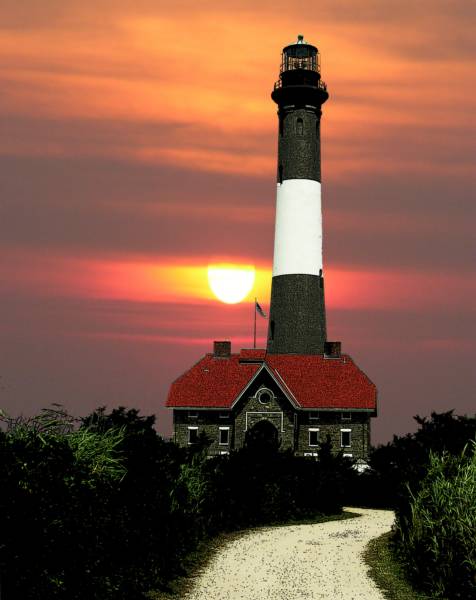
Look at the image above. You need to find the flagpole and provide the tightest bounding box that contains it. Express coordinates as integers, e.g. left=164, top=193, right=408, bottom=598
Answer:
left=253, top=297, right=257, bottom=349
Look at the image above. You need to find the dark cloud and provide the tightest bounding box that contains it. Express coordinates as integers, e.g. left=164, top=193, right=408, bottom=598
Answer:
left=2, top=147, right=473, bottom=272
left=0, top=151, right=273, bottom=259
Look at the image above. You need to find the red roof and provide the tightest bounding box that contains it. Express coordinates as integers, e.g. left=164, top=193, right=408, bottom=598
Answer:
left=166, top=350, right=376, bottom=411
left=238, top=348, right=267, bottom=361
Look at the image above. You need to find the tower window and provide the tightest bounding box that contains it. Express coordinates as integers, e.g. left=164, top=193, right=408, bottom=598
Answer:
left=296, top=118, right=303, bottom=135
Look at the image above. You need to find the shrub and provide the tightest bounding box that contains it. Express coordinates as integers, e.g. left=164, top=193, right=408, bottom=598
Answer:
left=344, top=411, right=476, bottom=510
left=0, top=406, right=352, bottom=599
left=395, top=442, right=476, bottom=598
left=0, top=408, right=127, bottom=599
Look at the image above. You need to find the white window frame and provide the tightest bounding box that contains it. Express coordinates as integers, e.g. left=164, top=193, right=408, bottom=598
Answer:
left=309, top=411, right=320, bottom=421
left=219, top=412, right=228, bottom=419
left=219, top=426, right=230, bottom=445
left=188, top=412, right=198, bottom=420
left=256, top=387, right=274, bottom=405
left=188, top=426, right=199, bottom=444
left=343, top=453, right=353, bottom=458
left=341, top=412, right=352, bottom=421
left=309, top=428, right=320, bottom=447
left=341, top=428, right=351, bottom=448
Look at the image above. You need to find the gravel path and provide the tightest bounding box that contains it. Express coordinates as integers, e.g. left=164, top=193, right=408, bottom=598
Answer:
left=183, top=508, right=394, bottom=600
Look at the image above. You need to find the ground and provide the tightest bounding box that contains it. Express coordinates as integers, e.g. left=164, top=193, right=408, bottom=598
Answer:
left=182, top=508, right=394, bottom=600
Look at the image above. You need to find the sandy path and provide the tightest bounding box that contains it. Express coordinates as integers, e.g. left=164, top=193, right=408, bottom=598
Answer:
left=183, top=508, right=394, bottom=600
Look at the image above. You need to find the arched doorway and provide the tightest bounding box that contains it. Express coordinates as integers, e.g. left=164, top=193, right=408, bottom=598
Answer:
left=245, top=419, right=280, bottom=452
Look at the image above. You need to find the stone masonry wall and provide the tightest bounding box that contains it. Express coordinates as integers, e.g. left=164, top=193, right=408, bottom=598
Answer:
left=172, top=379, right=372, bottom=460
left=296, top=411, right=371, bottom=459
left=233, top=384, right=295, bottom=451
left=173, top=409, right=234, bottom=456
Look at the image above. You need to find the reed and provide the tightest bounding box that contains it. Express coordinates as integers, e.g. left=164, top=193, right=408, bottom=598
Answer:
left=395, top=441, right=476, bottom=598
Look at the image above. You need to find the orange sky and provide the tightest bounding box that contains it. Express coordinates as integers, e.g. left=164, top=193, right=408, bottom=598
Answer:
left=1, top=0, right=475, bottom=442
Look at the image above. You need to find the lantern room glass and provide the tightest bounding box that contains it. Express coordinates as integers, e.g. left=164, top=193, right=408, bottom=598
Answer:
left=281, top=45, right=319, bottom=74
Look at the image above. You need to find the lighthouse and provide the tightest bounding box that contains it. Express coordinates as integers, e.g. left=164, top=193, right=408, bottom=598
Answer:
left=166, top=37, right=377, bottom=460
left=267, top=35, right=328, bottom=355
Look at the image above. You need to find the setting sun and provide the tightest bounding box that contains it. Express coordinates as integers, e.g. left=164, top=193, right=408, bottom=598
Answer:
left=207, top=264, right=255, bottom=304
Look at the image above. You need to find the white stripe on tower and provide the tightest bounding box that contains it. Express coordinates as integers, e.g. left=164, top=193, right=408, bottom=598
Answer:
left=272, top=178, right=322, bottom=277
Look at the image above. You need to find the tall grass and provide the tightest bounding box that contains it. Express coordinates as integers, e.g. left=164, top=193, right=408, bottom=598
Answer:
left=0, top=405, right=349, bottom=599
left=395, top=441, right=476, bottom=598
left=0, top=404, right=126, bottom=481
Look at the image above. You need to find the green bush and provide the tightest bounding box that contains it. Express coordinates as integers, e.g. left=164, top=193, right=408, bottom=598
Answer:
left=395, top=442, right=476, bottom=598
left=344, top=411, right=476, bottom=510
left=0, top=406, right=350, bottom=599
left=0, top=406, right=130, bottom=599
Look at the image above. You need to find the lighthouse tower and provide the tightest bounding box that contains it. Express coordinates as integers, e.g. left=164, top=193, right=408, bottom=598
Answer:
left=166, top=37, right=377, bottom=460
left=267, top=35, right=329, bottom=355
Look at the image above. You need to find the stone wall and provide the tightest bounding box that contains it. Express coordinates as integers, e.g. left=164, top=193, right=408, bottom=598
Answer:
left=173, top=409, right=234, bottom=455
left=296, top=411, right=371, bottom=459
left=233, top=382, right=295, bottom=451
left=173, top=407, right=372, bottom=460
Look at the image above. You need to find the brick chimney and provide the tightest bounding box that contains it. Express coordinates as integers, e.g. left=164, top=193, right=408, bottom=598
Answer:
left=213, top=340, right=231, bottom=358
left=324, top=341, right=341, bottom=358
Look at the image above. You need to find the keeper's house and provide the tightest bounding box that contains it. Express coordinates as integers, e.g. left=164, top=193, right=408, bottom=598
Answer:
left=166, top=341, right=376, bottom=459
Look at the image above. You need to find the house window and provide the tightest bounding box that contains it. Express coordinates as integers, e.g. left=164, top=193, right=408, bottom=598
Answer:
left=257, top=388, right=273, bottom=405
left=343, top=453, right=353, bottom=458
left=341, top=429, right=351, bottom=448
left=219, top=427, right=230, bottom=445
left=188, top=412, right=198, bottom=420
left=188, top=427, right=199, bottom=444
left=309, top=428, right=320, bottom=447
left=309, top=411, right=320, bottom=421
left=219, top=412, right=228, bottom=419
left=341, top=412, right=351, bottom=421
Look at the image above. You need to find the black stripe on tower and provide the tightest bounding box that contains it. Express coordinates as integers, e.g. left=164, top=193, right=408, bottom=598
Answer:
left=277, top=107, right=322, bottom=183
left=267, top=37, right=329, bottom=355
left=268, top=273, right=327, bottom=354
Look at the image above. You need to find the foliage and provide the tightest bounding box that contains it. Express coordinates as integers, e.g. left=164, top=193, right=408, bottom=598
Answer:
left=394, top=443, right=476, bottom=598
left=2, top=405, right=474, bottom=599
left=363, top=531, right=431, bottom=600
left=345, top=411, right=476, bottom=509
left=0, top=405, right=351, bottom=600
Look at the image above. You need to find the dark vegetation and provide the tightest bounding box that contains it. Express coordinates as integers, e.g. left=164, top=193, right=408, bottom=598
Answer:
left=0, top=407, right=474, bottom=599
left=0, top=405, right=350, bottom=600
left=347, top=411, right=476, bottom=599
left=363, top=531, right=431, bottom=600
